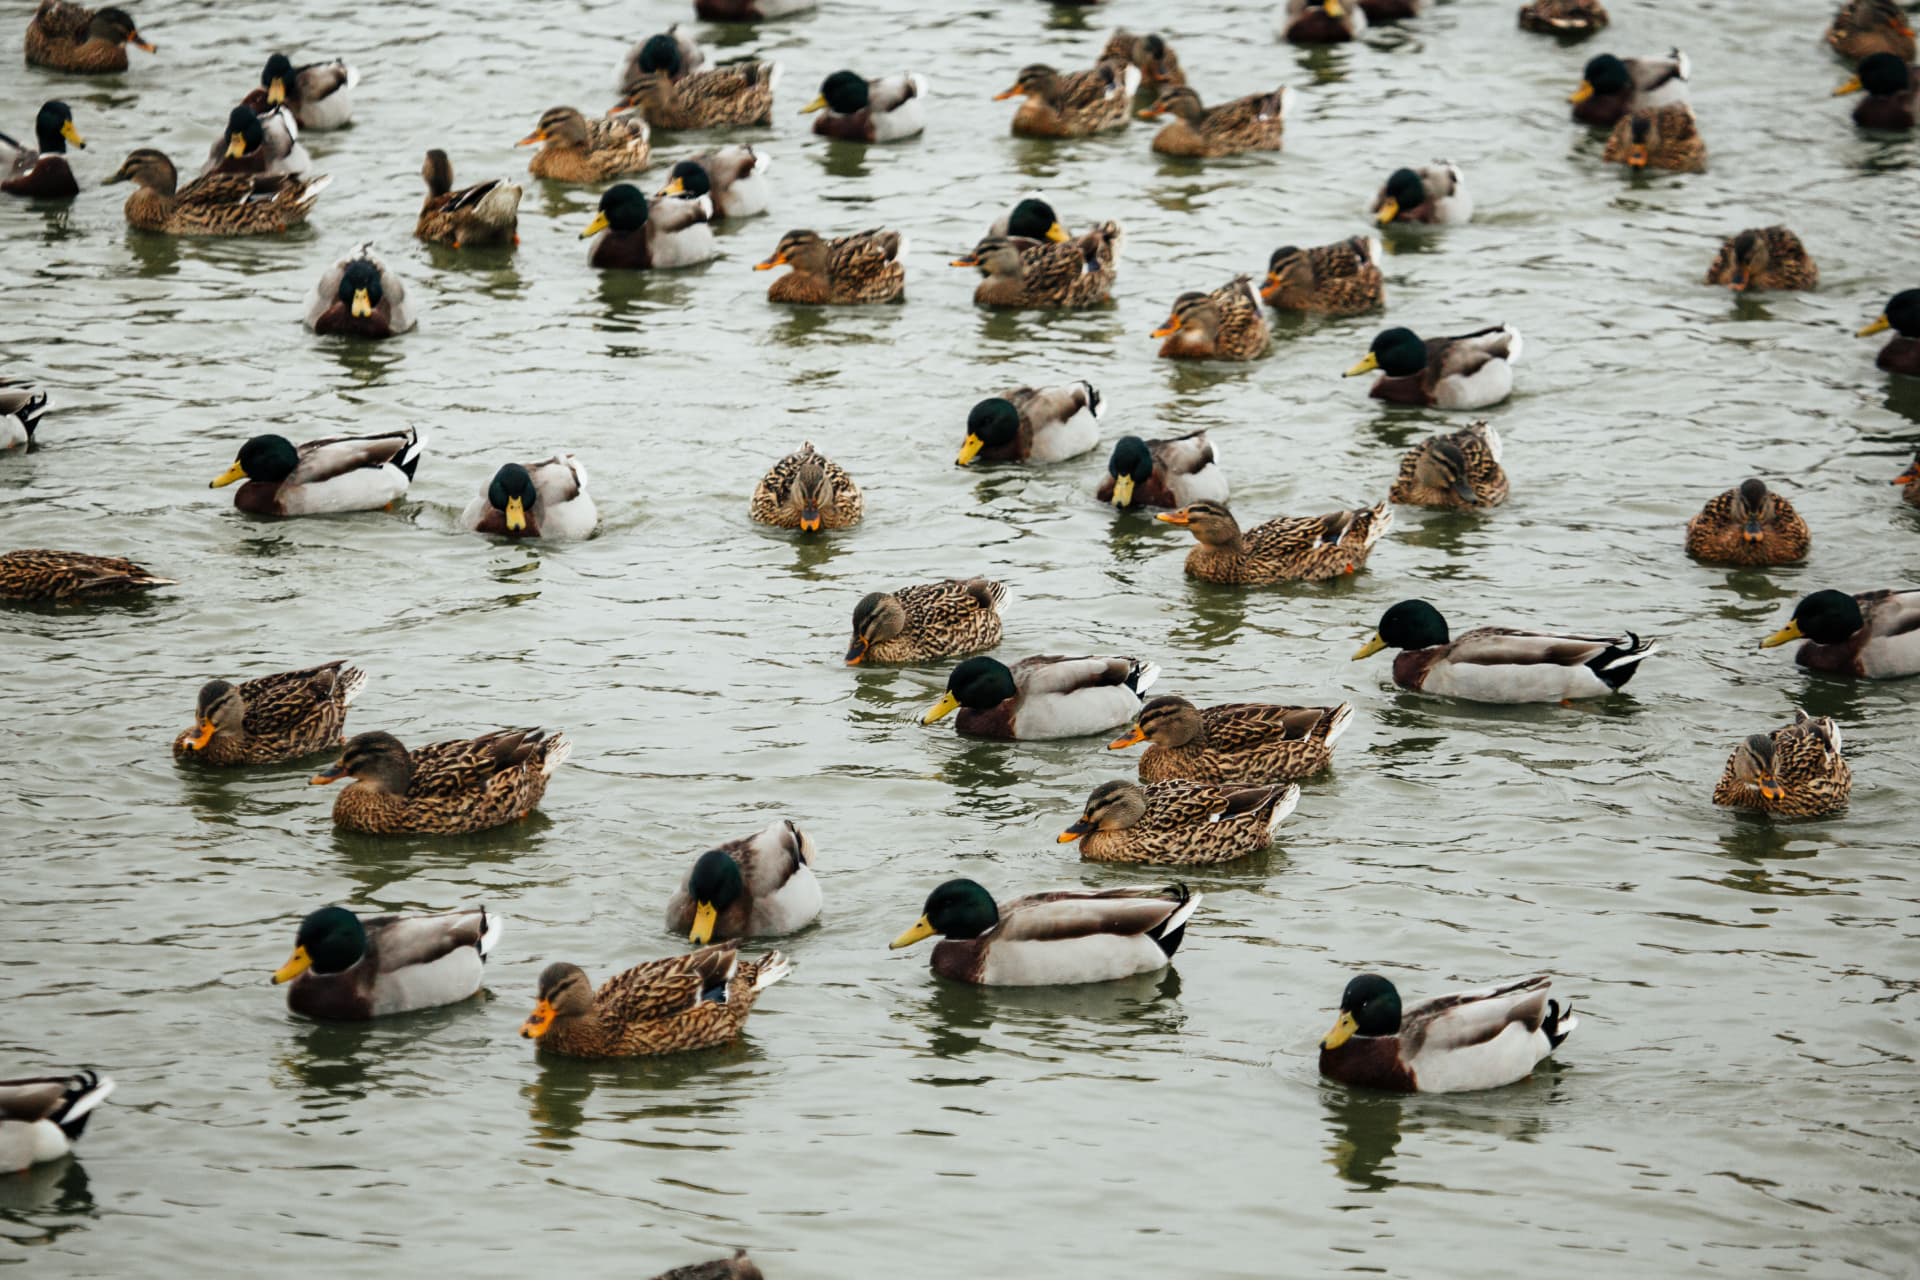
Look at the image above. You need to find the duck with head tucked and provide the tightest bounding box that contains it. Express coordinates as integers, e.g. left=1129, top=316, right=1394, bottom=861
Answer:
left=1369, top=162, right=1471, bottom=225
left=1098, top=431, right=1227, bottom=511
left=305, top=245, right=417, bottom=339
left=416, top=150, right=520, bottom=247
left=1705, top=227, right=1818, bottom=293
left=258, top=53, right=357, bottom=131
left=463, top=455, right=597, bottom=541
left=846, top=578, right=1006, bottom=666
left=24, top=0, right=153, bottom=73
left=312, top=727, right=572, bottom=835
left=1319, top=974, right=1577, bottom=1093
left=1685, top=479, right=1810, bottom=566
left=1159, top=499, right=1392, bottom=583
left=923, top=655, right=1160, bottom=741
left=1, top=102, right=83, bottom=199
left=210, top=428, right=425, bottom=517
left=802, top=70, right=926, bottom=142
left=1154, top=278, right=1269, bottom=360
left=997, top=60, right=1138, bottom=138
left=1099, top=30, right=1185, bottom=88
left=1761, top=588, right=1920, bottom=678
left=106, top=149, right=329, bottom=235
left=890, top=880, right=1200, bottom=986
left=757, top=228, right=905, bottom=303
left=1345, top=324, right=1522, bottom=410
left=1281, top=0, right=1367, bottom=43
left=0, top=549, right=172, bottom=601
left=1603, top=103, right=1707, bottom=172
left=1110, top=695, right=1353, bottom=785
left=1860, top=289, right=1920, bottom=374
left=1261, top=237, right=1384, bottom=315
left=750, top=442, right=863, bottom=532
left=1389, top=422, right=1507, bottom=509
left=666, top=820, right=820, bottom=944
left=271, top=906, right=500, bottom=1020
left=520, top=944, right=789, bottom=1058
left=1827, top=0, right=1916, bottom=62
left=658, top=147, right=770, bottom=221
left=1354, top=598, right=1658, bottom=702
left=1518, top=0, right=1609, bottom=33
left=517, top=107, right=650, bottom=183
left=581, top=183, right=715, bottom=269
left=1060, top=778, right=1300, bottom=865
left=1567, top=50, right=1688, bottom=127
left=1140, top=84, right=1289, bottom=156
left=1713, top=712, right=1851, bottom=817
left=172, top=661, right=366, bottom=766
left=956, top=383, right=1101, bottom=466
left=1836, top=52, right=1917, bottom=129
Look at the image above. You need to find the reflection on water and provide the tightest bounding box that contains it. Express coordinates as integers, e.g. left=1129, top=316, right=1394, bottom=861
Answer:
left=323, top=336, right=406, bottom=387
left=276, top=1018, right=379, bottom=1101
left=812, top=140, right=873, bottom=182
left=0, top=1157, right=94, bottom=1229
left=1169, top=578, right=1247, bottom=649
left=121, top=227, right=181, bottom=277
left=1709, top=821, right=1841, bottom=897
left=1322, top=1085, right=1404, bottom=1192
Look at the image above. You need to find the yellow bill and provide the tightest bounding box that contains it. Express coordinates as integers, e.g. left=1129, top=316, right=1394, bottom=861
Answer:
left=955, top=434, right=985, bottom=466
left=1760, top=621, right=1802, bottom=649
left=1352, top=632, right=1387, bottom=660
left=1320, top=1010, right=1358, bottom=1050
left=210, top=460, right=248, bottom=488
left=1374, top=198, right=1399, bottom=225
left=1859, top=315, right=1891, bottom=337
left=1110, top=474, right=1136, bottom=508
left=225, top=133, right=246, bottom=159
left=1833, top=76, right=1863, bottom=96
left=1568, top=81, right=1595, bottom=104
left=271, top=946, right=312, bottom=984
left=268, top=78, right=287, bottom=105
left=350, top=288, right=373, bottom=318
left=61, top=119, right=85, bottom=148
left=1344, top=352, right=1380, bottom=378
left=1045, top=222, right=1069, bottom=243
left=505, top=496, right=527, bottom=532
left=580, top=211, right=610, bottom=239
left=799, top=95, right=826, bottom=113
left=690, top=901, right=718, bottom=945
left=890, top=916, right=936, bottom=949
left=922, top=691, right=961, bottom=725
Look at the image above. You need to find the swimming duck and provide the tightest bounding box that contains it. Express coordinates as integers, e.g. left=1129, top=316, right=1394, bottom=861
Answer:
left=1827, top=0, right=1916, bottom=62
left=1140, top=84, right=1289, bottom=157
left=1159, top=499, right=1393, bottom=583
left=0, top=1070, right=113, bottom=1172
left=956, top=383, right=1102, bottom=465
left=1344, top=325, right=1522, bottom=409
left=1369, top=162, right=1471, bottom=225
left=988, top=194, right=1072, bottom=241
left=1685, top=479, right=1810, bottom=566
left=658, top=147, right=770, bottom=220
left=581, top=183, right=715, bottom=269
left=1, top=102, right=83, bottom=199
left=1059, top=778, right=1300, bottom=865
left=210, top=427, right=425, bottom=517
left=312, top=728, right=572, bottom=835
left=1319, top=974, right=1577, bottom=1093
left=665, top=820, right=821, bottom=944
left=271, top=906, right=500, bottom=1019
left=1518, top=0, right=1609, bottom=33
left=1603, top=103, right=1708, bottom=172
left=417, top=150, right=520, bottom=247
left=517, top=107, right=651, bottom=183
left=997, top=62, right=1138, bottom=137
left=953, top=228, right=1122, bottom=309
left=172, top=661, right=367, bottom=766
left=1098, top=432, right=1228, bottom=510
left=199, top=103, right=310, bottom=179
left=0, top=379, right=50, bottom=451
left=259, top=53, right=356, bottom=131
left=802, top=71, right=926, bottom=142
left=1713, top=711, right=1851, bottom=817
left=1389, top=422, right=1507, bottom=509
left=1099, top=30, right=1185, bottom=88
left=1836, top=52, right=1917, bottom=129
left=1261, top=237, right=1384, bottom=315
left=846, top=578, right=1006, bottom=665
left=462, top=455, right=598, bottom=540
left=1705, top=227, right=1818, bottom=292
left=1354, top=598, right=1658, bottom=702
left=106, top=149, right=329, bottom=235
left=617, top=60, right=778, bottom=130
left=1567, top=50, right=1689, bottom=127
left=890, top=881, right=1200, bottom=985
left=922, top=655, right=1160, bottom=740
left=1109, top=695, right=1354, bottom=785
left=656, top=1252, right=763, bottom=1281
left=757, top=228, right=905, bottom=303
left=1154, top=277, right=1270, bottom=360
left=0, top=549, right=172, bottom=601
left=1860, top=289, right=1920, bottom=375
left=519, top=944, right=789, bottom=1058
left=24, top=0, right=152, bottom=73
left=1761, top=589, right=1920, bottom=678
left=1281, top=0, right=1367, bottom=43
left=695, top=0, right=815, bottom=20
left=1895, top=452, right=1920, bottom=505
left=750, top=441, right=863, bottom=531
left=305, top=244, right=417, bottom=339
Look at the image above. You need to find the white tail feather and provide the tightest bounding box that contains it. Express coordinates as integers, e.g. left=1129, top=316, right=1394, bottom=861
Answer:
left=540, top=732, right=573, bottom=776
left=1161, top=890, right=1203, bottom=937
left=477, top=909, right=504, bottom=960
left=752, top=951, right=792, bottom=990
left=1321, top=702, right=1356, bottom=745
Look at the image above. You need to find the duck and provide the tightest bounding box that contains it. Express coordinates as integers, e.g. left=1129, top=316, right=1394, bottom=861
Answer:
left=1159, top=499, right=1393, bottom=583
left=1260, top=237, right=1384, bottom=315
left=519, top=944, right=789, bottom=1058
left=1518, top=0, right=1609, bottom=34
left=416, top=150, right=521, bottom=247
left=922, top=655, right=1160, bottom=741
left=1360, top=0, right=1422, bottom=20
left=1281, top=0, right=1367, bottom=43
left=0, top=1070, right=114, bottom=1172
left=952, top=228, right=1121, bottom=309
left=1389, top=422, right=1507, bottom=509
left=199, top=103, right=311, bottom=179
left=105, top=149, right=329, bottom=235
left=1109, top=695, right=1354, bottom=785
left=271, top=906, right=501, bottom=1019
left=802, top=71, right=926, bottom=142
left=1603, top=103, right=1708, bottom=172
left=1140, top=84, right=1289, bottom=157
left=311, top=727, right=572, bottom=835
left=1344, top=324, right=1522, bottom=409
left=1713, top=712, right=1851, bottom=817
left=24, top=0, right=153, bottom=73
left=1099, top=30, right=1185, bottom=88
left=694, top=0, right=815, bottom=20
left=657, top=146, right=770, bottom=220
left=1685, top=479, right=1810, bottom=566
left=1319, top=974, right=1577, bottom=1093
left=757, top=228, right=905, bottom=303
left=1, top=101, right=83, bottom=199
left=1761, top=589, right=1920, bottom=678
left=304, top=244, right=417, bottom=339
left=209, top=427, right=424, bottom=517
left=956, top=383, right=1102, bottom=465
left=618, top=25, right=705, bottom=89
left=889, top=881, right=1201, bottom=985
left=171, top=661, right=367, bottom=766
left=665, top=820, right=821, bottom=944
left=258, top=53, right=357, bottom=131
left=462, top=455, right=598, bottom=540
left=1567, top=50, right=1689, bottom=127
left=0, top=549, right=172, bottom=601
left=1098, top=431, right=1228, bottom=511
left=517, top=107, right=650, bottom=183
left=846, top=578, right=1006, bottom=666
left=1705, top=227, right=1818, bottom=292
left=581, top=183, right=715, bottom=269
left=617, top=60, right=779, bottom=130
left=749, top=441, right=863, bottom=531
left=1827, top=0, right=1916, bottom=62
left=1860, top=289, right=1920, bottom=375
left=997, top=61, right=1139, bottom=137
left=1154, top=277, right=1270, bottom=360
left=1369, top=162, right=1472, bottom=225
left=1354, top=598, right=1658, bottom=702
left=1836, top=52, right=1917, bottom=129
left=655, top=1253, right=763, bottom=1281
left=0, top=379, right=50, bottom=451
left=1895, top=452, right=1920, bottom=505
left=1059, top=778, right=1300, bottom=865
left=987, top=194, right=1072, bottom=242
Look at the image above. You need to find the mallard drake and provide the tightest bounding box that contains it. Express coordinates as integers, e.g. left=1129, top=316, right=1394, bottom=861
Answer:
left=581, top=183, right=715, bottom=269
left=1, top=102, right=82, bottom=199
left=172, top=661, right=367, bottom=765
left=519, top=944, right=789, bottom=1058
left=988, top=194, right=1072, bottom=241
left=655, top=1253, right=762, bottom=1281
left=956, top=382, right=1101, bottom=465
left=802, top=71, right=926, bottom=142
left=1713, top=711, right=1851, bottom=817
left=312, top=728, right=572, bottom=835
left=517, top=107, right=650, bottom=183
left=922, top=655, right=1160, bottom=740
left=1344, top=325, right=1522, bottom=409
left=1390, top=422, right=1507, bottom=509
left=952, top=227, right=1122, bottom=309
left=259, top=53, right=356, bottom=130
left=658, top=146, right=770, bottom=220
left=271, top=906, right=500, bottom=1019
left=889, top=880, right=1200, bottom=986
left=1098, top=431, right=1228, bottom=510
left=0, top=378, right=50, bottom=451
left=1282, top=0, right=1367, bottom=43
left=0, top=1070, right=113, bottom=1172
left=1827, top=0, right=1916, bottom=62
left=750, top=441, right=863, bottom=531
left=24, top=0, right=152, bottom=73
left=1761, top=589, right=1920, bottom=678
left=846, top=577, right=1006, bottom=665
left=1837, top=52, right=1917, bottom=129
left=1861, top=289, right=1920, bottom=375
left=997, top=62, right=1138, bottom=138
left=619, top=62, right=778, bottom=130
left=1159, top=499, right=1392, bottom=583
left=1099, top=30, right=1185, bottom=87
left=1567, top=50, right=1688, bottom=127
left=1154, top=277, right=1270, bottom=360
left=756, top=228, right=905, bottom=304
left=105, top=149, right=329, bottom=235
left=618, top=25, right=704, bottom=89
left=0, top=549, right=172, bottom=601
left=199, top=103, right=310, bottom=179
left=1260, top=237, right=1384, bottom=315
left=1368, top=162, right=1471, bottom=225
left=210, top=427, right=425, bottom=516
left=417, top=150, right=520, bottom=247
left=462, top=455, right=598, bottom=540
left=1059, top=778, right=1300, bottom=865
left=1354, top=598, right=1658, bottom=702
left=1519, top=0, right=1609, bottom=33
left=1895, top=452, right=1920, bottom=505
left=665, top=819, right=821, bottom=944
left=304, top=244, right=417, bottom=338
left=1319, top=974, right=1577, bottom=1093
left=1140, top=84, right=1289, bottom=157
left=1705, top=227, right=1818, bottom=292
left=1110, top=695, right=1353, bottom=784
left=695, top=0, right=814, bottom=17
left=1603, top=103, right=1708, bottom=172
left=1685, top=479, right=1810, bottom=566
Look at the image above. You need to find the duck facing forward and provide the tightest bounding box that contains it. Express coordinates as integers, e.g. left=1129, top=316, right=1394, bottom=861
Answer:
left=306, top=244, right=417, bottom=338
left=1320, top=974, right=1576, bottom=1093
left=1684, top=478, right=1810, bottom=566
left=1713, top=711, right=1851, bottom=817
left=1098, top=431, right=1228, bottom=510
left=463, top=455, right=597, bottom=540
left=750, top=441, right=862, bottom=531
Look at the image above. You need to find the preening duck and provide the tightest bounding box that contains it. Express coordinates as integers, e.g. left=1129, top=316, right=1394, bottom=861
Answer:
left=172, top=661, right=366, bottom=766
left=1705, top=227, right=1818, bottom=293
left=1260, top=237, right=1384, bottom=315
left=0, top=1070, right=114, bottom=1171
left=846, top=578, right=1007, bottom=666
left=1389, top=422, right=1507, bottom=509
left=1713, top=711, right=1851, bottom=817
left=259, top=53, right=357, bottom=130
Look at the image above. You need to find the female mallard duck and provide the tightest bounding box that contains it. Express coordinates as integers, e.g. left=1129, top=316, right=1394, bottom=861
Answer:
left=271, top=906, right=500, bottom=1019
left=0, top=1070, right=113, bottom=1172
left=846, top=577, right=1006, bottom=665
left=259, top=53, right=356, bottom=131
left=1059, top=778, right=1300, bottom=865
left=996, top=62, right=1139, bottom=137
left=665, top=819, right=820, bottom=944
left=200, top=103, right=310, bottom=179
left=756, top=228, right=905, bottom=303
left=1109, top=695, right=1353, bottom=784
left=1344, top=324, right=1522, bottom=409
left=172, top=661, right=367, bottom=765
left=1282, top=0, right=1367, bottom=43
left=106, top=149, right=328, bottom=235
left=1140, top=84, right=1289, bottom=157
left=1761, top=588, right=1920, bottom=678
left=1, top=102, right=83, bottom=199
left=1369, top=162, right=1472, bottom=225
left=619, top=61, right=778, bottom=130
left=1860, top=289, right=1920, bottom=375
left=0, top=549, right=172, bottom=601
left=890, top=881, right=1200, bottom=986
left=311, top=727, right=572, bottom=835
left=516, top=107, right=650, bottom=183
left=520, top=943, right=789, bottom=1058
left=1685, top=479, right=1810, bottom=565
left=1354, top=598, right=1658, bottom=702
left=1837, top=52, right=1917, bottom=129
left=0, top=378, right=50, bottom=450
left=1895, top=453, right=1920, bottom=505
left=801, top=71, right=926, bottom=142
left=1154, top=277, right=1269, bottom=360
left=1827, top=0, right=1916, bottom=62
left=750, top=441, right=863, bottom=531
left=1099, top=30, right=1185, bottom=88
left=462, top=455, right=598, bottom=540
left=1519, top=0, right=1609, bottom=33
left=1098, top=431, right=1228, bottom=510
left=1603, top=102, right=1708, bottom=172
left=1567, top=50, right=1688, bottom=127
left=1320, top=974, right=1577, bottom=1093
left=209, top=427, right=426, bottom=516
left=581, top=183, right=715, bottom=269
left=952, top=229, right=1121, bottom=309
left=1261, top=237, right=1384, bottom=315
left=1713, top=711, right=1851, bottom=817
left=1390, top=422, right=1507, bottom=509
left=417, top=150, right=520, bottom=247
left=304, top=244, right=417, bottom=338
left=1159, top=499, right=1393, bottom=583
left=922, top=655, right=1160, bottom=740
left=657, top=147, right=770, bottom=221
left=956, top=382, right=1101, bottom=465
left=1706, top=227, right=1818, bottom=292
left=24, top=0, right=152, bottom=73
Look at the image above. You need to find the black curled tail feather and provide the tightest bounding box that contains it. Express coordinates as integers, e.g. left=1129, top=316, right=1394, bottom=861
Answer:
left=1589, top=632, right=1657, bottom=690
left=1149, top=882, right=1194, bottom=958
left=1543, top=998, right=1575, bottom=1048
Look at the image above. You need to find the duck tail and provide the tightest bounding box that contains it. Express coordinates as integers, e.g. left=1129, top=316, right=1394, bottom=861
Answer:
left=749, top=950, right=791, bottom=991
left=336, top=664, right=370, bottom=706
left=52, top=1070, right=115, bottom=1139
left=1317, top=701, right=1356, bottom=744
left=539, top=731, right=573, bottom=776
left=1150, top=884, right=1203, bottom=957
left=1081, top=380, right=1104, bottom=420
left=477, top=907, right=504, bottom=961
left=396, top=424, right=428, bottom=480
left=1127, top=659, right=1162, bottom=696
left=1543, top=998, right=1578, bottom=1048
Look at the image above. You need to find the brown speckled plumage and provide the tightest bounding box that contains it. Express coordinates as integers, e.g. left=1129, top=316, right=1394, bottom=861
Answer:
left=1156, top=277, right=1269, bottom=360
left=1713, top=712, right=1851, bottom=817
left=415, top=150, right=519, bottom=247
left=172, top=662, right=366, bottom=766
left=523, top=944, right=787, bottom=1058
left=1895, top=454, right=1920, bottom=506
left=955, top=225, right=1121, bottom=309
left=25, top=0, right=153, bottom=73
left=1261, top=237, right=1384, bottom=315
left=758, top=228, right=905, bottom=304
left=1098, top=30, right=1185, bottom=87
left=654, top=1252, right=763, bottom=1281
left=1001, top=63, right=1136, bottom=137
left=1685, top=479, right=1810, bottom=566
left=1142, top=85, right=1287, bottom=156
left=1827, top=0, right=1916, bottom=61
left=1, top=549, right=173, bottom=601
left=1704, top=227, right=1817, bottom=292
left=1390, top=421, right=1508, bottom=509
left=1063, top=779, right=1296, bottom=865
left=107, top=149, right=325, bottom=235
left=749, top=441, right=863, bottom=530
left=620, top=64, right=776, bottom=129
left=1603, top=103, right=1707, bottom=172
left=520, top=108, right=650, bottom=183
left=1115, top=695, right=1353, bottom=785
left=315, top=728, right=570, bottom=835
left=846, top=578, right=1006, bottom=665
left=1161, top=499, right=1392, bottom=583
left=1517, top=0, right=1609, bottom=33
